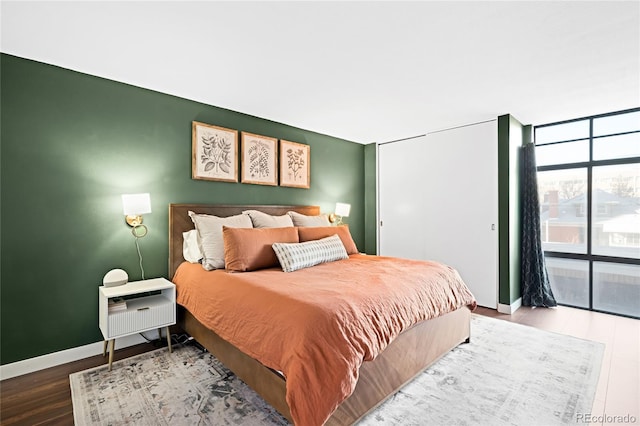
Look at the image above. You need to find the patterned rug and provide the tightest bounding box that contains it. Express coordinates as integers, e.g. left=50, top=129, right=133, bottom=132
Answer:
left=70, top=315, right=604, bottom=425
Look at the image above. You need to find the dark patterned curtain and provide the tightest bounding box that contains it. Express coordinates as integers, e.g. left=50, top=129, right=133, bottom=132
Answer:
left=521, top=143, right=557, bottom=307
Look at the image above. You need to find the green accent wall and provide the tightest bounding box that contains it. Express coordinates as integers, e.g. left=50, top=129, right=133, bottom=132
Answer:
left=363, top=143, right=377, bottom=254
left=498, top=114, right=525, bottom=305
left=0, top=54, right=364, bottom=364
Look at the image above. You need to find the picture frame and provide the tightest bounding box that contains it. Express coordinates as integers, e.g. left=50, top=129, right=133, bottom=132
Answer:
left=192, top=121, right=238, bottom=182
left=279, top=140, right=310, bottom=189
left=241, top=132, right=278, bottom=186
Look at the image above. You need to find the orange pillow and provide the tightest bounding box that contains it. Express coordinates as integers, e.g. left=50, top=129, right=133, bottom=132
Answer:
left=223, top=226, right=299, bottom=272
left=297, top=225, right=358, bottom=255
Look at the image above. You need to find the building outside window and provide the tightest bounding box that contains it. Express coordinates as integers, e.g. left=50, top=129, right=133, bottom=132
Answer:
left=535, top=108, right=640, bottom=318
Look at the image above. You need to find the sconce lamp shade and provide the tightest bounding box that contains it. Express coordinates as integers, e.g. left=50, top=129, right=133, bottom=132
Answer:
left=122, top=193, right=152, bottom=215
left=335, top=202, right=351, bottom=218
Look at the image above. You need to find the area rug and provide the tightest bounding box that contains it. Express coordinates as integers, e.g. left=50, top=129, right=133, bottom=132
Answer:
left=70, top=315, right=604, bottom=425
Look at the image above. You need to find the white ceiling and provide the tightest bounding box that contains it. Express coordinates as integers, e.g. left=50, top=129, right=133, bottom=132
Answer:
left=2, top=1, right=638, bottom=143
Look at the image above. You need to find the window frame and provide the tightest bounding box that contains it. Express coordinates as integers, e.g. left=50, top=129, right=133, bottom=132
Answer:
left=534, top=107, right=640, bottom=319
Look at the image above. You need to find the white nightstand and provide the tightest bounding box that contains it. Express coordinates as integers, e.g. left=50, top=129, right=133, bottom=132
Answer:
left=99, top=277, right=176, bottom=371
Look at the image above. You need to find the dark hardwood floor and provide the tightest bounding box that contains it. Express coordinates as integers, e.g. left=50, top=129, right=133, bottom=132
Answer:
left=0, top=342, right=160, bottom=425
left=1, top=307, right=637, bottom=425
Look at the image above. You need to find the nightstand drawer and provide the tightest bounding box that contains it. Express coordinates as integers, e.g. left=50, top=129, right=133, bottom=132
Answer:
left=107, top=295, right=175, bottom=338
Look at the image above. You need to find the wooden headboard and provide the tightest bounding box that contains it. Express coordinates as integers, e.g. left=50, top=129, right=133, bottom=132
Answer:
left=168, top=204, right=320, bottom=279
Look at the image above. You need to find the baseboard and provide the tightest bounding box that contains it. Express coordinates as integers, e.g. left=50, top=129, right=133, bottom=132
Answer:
left=497, top=297, right=522, bottom=315
left=0, top=330, right=160, bottom=381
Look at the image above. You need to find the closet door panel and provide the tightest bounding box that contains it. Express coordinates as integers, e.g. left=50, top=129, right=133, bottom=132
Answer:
left=378, top=136, right=428, bottom=260
left=379, top=122, right=498, bottom=308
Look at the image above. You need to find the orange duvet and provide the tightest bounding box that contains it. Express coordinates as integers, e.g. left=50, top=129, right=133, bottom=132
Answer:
left=173, top=254, right=477, bottom=426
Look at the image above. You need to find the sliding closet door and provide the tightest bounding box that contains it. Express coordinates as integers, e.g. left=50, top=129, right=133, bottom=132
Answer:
left=379, top=121, right=498, bottom=308
left=378, top=135, right=430, bottom=260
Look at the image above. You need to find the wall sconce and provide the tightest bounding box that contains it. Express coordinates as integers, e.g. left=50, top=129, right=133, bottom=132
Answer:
left=122, top=193, right=151, bottom=238
left=329, top=202, right=351, bottom=225
left=121, top=193, right=151, bottom=280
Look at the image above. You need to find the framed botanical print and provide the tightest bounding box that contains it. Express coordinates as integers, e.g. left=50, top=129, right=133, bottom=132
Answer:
left=241, top=132, right=278, bottom=186
left=280, top=140, right=310, bottom=189
left=192, top=121, right=238, bottom=182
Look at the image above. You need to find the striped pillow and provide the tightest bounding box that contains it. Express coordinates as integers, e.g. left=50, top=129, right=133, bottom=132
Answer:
left=272, top=234, right=348, bottom=272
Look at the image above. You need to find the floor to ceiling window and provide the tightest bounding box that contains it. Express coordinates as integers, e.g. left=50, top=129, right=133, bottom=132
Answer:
left=535, top=108, right=640, bottom=318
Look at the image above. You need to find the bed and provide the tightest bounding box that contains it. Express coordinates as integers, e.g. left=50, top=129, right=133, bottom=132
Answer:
left=169, top=204, right=476, bottom=426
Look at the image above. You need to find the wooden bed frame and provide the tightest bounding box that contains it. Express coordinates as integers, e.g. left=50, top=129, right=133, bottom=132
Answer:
left=169, top=203, right=471, bottom=425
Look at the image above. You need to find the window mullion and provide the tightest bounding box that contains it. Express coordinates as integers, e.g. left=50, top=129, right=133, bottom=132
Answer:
left=587, top=118, right=593, bottom=309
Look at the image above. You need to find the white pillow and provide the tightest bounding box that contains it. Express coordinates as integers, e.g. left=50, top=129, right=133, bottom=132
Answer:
left=242, top=210, right=294, bottom=228
left=188, top=211, right=253, bottom=270
left=182, top=230, right=203, bottom=263
left=272, top=234, right=348, bottom=272
left=287, top=211, right=331, bottom=227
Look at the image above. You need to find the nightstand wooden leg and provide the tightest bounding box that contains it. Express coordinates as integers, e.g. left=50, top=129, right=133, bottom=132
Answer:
left=166, top=326, right=172, bottom=353
left=102, top=340, right=108, bottom=357
left=108, top=339, right=115, bottom=371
